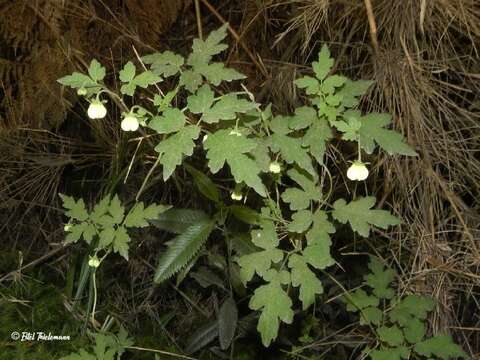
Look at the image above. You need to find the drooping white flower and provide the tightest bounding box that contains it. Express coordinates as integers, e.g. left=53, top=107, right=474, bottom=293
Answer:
left=121, top=114, right=139, bottom=132
left=87, top=99, right=107, bottom=119
left=347, top=161, right=369, bottom=181
left=231, top=191, right=243, bottom=201
left=88, top=255, right=100, bottom=268
left=269, top=161, right=281, bottom=174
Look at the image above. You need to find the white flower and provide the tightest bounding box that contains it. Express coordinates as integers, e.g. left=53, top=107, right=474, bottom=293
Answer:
left=202, top=134, right=208, bottom=143
left=347, top=161, right=369, bottom=181
left=88, top=256, right=100, bottom=268
left=231, top=191, right=243, bottom=201
left=64, top=224, right=72, bottom=232
left=269, top=161, right=281, bottom=174
left=87, top=100, right=107, bottom=119
left=121, top=114, right=139, bottom=132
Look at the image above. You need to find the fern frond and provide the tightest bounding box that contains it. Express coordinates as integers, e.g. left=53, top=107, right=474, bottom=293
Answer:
left=151, top=208, right=209, bottom=234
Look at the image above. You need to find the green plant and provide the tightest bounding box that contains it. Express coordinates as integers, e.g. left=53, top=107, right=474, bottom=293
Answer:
left=60, top=194, right=169, bottom=262
left=57, top=25, right=419, bottom=348
left=60, top=327, right=133, bottom=360
left=343, top=257, right=467, bottom=359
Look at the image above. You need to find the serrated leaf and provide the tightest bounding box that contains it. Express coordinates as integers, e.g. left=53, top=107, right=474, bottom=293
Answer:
left=180, top=70, right=203, bottom=93
left=249, top=269, right=293, bottom=347
left=302, top=118, right=333, bottom=165
left=83, top=223, right=96, bottom=244
left=121, top=70, right=162, bottom=96
left=270, top=115, right=293, bottom=135
left=65, top=223, right=87, bottom=244
left=202, top=94, right=256, bottom=124
left=251, top=216, right=278, bottom=249
left=237, top=248, right=284, bottom=283
left=154, top=125, right=201, bottom=180
left=378, top=325, right=404, bottom=346
left=123, top=202, right=171, bottom=228
left=218, top=297, right=238, bottom=350
left=313, top=45, right=334, bottom=81
left=142, top=51, right=184, bottom=77
left=389, top=295, right=435, bottom=326
left=151, top=208, right=209, bottom=234
left=331, top=111, right=362, bottom=141
left=414, top=335, right=466, bottom=359
left=337, top=79, right=373, bottom=108
left=270, top=133, right=315, bottom=175
left=57, top=72, right=98, bottom=89
left=98, top=227, right=115, bottom=248
left=108, top=194, right=124, bottom=224
left=154, top=218, right=215, bottom=283
left=306, top=210, right=335, bottom=245
left=344, top=289, right=379, bottom=312
left=287, top=210, right=313, bottom=233
left=113, top=226, right=130, bottom=260
left=196, top=62, right=246, bottom=86
left=403, top=318, right=425, bottom=344
left=321, top=75, right=347, bottom=94
left=119, top=61, right=136, bottom=82
left=295, top=76, right=320, bottom=95
left=288, top=254, right=324, bottom=309
left=360, top=306, right=383, bottom=326
left=237, top=217, right=282, bottom=282
left=302, top=239, right=335, bottom=270
left=317, top=101, right=340, bottom=122
left=187, top=84, right=215, bottom=114
left=369, top=346, right=410, bottom=360
left=332, top=196, right=400, bottom=237
left=88, top=59, right=106, bottom=82
left=90, top=196, right=111, bottom=223
left=359, top=113, right=417, bottom=156
left=149, top=108, right=186, bottom=134
left=60, top=194, right=89, bottom=221
left=134, top=70, right=162, bottom=88
left=204, top=129, right=266, bottom=196
left=364, top=256, right=396, bottom=299
left=288, top=106, right=316, bottom=130
left=281, top=168, right=321, bottom=211
left=189, top=23, right=229, bottom=66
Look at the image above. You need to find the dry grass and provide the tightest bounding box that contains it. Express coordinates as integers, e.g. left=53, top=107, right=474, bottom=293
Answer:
left=244, top=0, right=480, bottom=354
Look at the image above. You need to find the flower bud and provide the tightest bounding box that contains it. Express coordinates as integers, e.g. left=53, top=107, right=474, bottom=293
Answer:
left=88, top=255, right=100, bottom=268
left=347, top=161, right=369, bottom=181
left=231, top=191, right=243, bottom=201
left=269, top=161, right=281, bottom=174
left=121, top=114, right=139, bottom=132
left=87, top=100, right=107, bottom=119
left=77, top=88, right=87, bottom=96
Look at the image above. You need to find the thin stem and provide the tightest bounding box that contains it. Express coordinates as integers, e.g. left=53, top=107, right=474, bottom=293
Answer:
left=136, top=154, right=161, bottom=201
